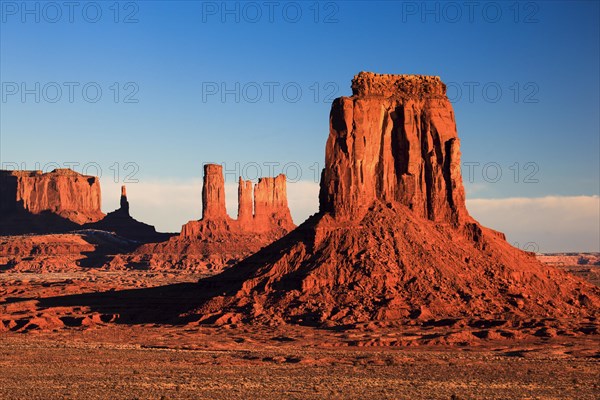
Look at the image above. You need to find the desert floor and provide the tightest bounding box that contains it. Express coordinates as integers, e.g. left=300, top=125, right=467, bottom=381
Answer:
left=1, top=268, right=599, bottom=399
left=1, top=335, right=599, bottom=400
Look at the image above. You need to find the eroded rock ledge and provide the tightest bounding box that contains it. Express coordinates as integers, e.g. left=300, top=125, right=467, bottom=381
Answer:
left=351, top=71, right=446, bottom=99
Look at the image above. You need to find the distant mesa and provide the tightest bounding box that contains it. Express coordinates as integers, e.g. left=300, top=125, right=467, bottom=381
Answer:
left=0, top=168, right=104, bottom=224
left=195, top=71, right=600, bottom=329
left=0, top=168, right=170, bottom=243
left=0, top=169, right=104, bottom=235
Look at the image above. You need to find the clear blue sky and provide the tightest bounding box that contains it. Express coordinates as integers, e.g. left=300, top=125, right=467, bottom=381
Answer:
left=1, top=1, right=599, bottom=251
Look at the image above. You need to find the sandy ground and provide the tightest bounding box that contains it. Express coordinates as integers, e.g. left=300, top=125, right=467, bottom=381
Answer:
left=1, top=266, right=599, bottom=399
left=1, top=334, right=599, bottom=400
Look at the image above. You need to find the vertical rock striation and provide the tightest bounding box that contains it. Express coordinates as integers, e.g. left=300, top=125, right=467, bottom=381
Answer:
left=319, top=72, right=466, bottom=225
left=253, top=174, right=295, bottom=231
left=202, top=164, right=228, bottom=220
left=237, top=177, right=254, bottom=225
left=0, top=169, right=104, bottom=224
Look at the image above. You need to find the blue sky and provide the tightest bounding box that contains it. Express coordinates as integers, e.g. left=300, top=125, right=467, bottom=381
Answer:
left=1, top=1, right=599, bottom=251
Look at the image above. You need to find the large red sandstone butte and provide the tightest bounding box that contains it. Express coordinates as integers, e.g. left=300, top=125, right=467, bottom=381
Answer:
left=131, top=164, right=295, bottom=272
left=321, top=73, right=465, bottom=224
left=195, top=72, right=600, bottom=331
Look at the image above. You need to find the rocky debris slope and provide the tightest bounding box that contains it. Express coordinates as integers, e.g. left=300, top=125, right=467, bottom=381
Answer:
left=117, top=164, right=296, bottom=272
left=194, top=72, right=600, bottom=335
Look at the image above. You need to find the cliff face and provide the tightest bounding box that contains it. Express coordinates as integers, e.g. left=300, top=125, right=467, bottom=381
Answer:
left=0, top=169, right=104, bottom=225
left=0, top=169, right=170, bottom=242
left=237, top=178, right=253, bottom=225
left=320, top=72, right=466, bottom=225
left=253, top=175, right=295, bottom=231
left=202, top=164, right=228, bottom=220
left=195, top=72, right=600, bottom=331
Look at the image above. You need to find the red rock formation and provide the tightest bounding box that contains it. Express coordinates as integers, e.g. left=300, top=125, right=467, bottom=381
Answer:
left=202, top=164, right=228, bottom=220
left=120, top=185, right=130, bottom=215
left=182, top=164, right=294, bottom=237
left=0, top=169, right=104, bottom=225
left=320, top=72, right=465, bottom=224
left=253, top=174, right=295, bottom=231
left=0, top=171, right=170, bottom=242
left=237, top=178, right=253, bottom=225
left=137, top=164, right=296, bottom=271
left=195, top=72, right=600, bottom=332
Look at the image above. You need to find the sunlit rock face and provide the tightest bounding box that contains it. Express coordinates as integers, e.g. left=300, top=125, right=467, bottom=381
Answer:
left=320, top=71, right=467, bottom=225
left=0, top=168, right=104, bottom=224
left=194, top=72, right=600, bottom=329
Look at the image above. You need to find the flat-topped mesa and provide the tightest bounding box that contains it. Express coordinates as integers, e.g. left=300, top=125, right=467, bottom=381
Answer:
left=237, top=177, right=253, bottom=225
left=201, top=164, right=228, bottom=220
left=253, top=174, right=294, bottom=231
left=0, top=168, right=104, bottom=224
left=351, top=71, right=446, bottom=99
left=319, top=71, right=467, bottom=225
